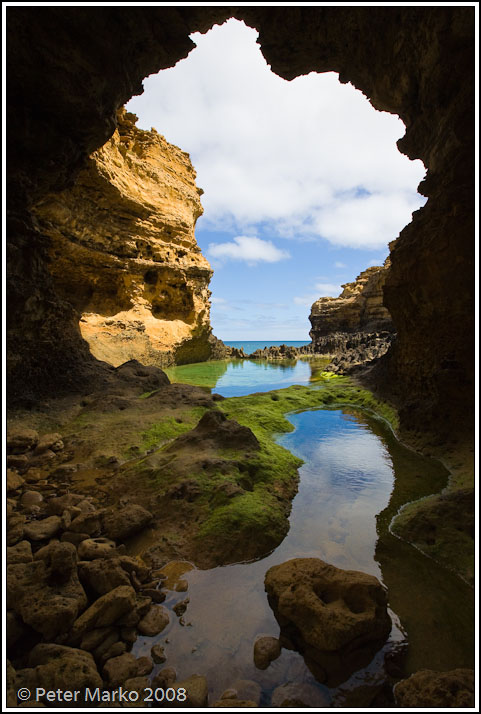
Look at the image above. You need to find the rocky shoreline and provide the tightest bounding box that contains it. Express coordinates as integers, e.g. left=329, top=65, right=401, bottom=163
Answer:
left=6, top=364, right=475, bottom=708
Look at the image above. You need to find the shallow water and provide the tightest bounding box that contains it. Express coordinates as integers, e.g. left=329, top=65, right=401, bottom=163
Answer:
left=132, top=360, right=474, bottom=706
left=165, top=357, right=330, bottom=396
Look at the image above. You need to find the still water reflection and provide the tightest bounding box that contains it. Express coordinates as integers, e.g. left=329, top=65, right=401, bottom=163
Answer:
left=132, top=407, right=472, bottom=706
left=165, top=357, right=330, bottom=396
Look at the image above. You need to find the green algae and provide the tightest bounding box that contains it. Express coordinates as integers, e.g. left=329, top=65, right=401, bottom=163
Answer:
left=219, top=375, right=399, bottom=435
left=139, top=406, right=208, bottom=452
left=164, top=359, right=230, bottom=389
left=189, top=375, right=399, bottom=558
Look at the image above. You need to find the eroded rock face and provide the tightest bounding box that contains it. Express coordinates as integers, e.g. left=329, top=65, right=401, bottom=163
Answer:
left=310, top=264, right=393, bottom=341
left=32, top=108, right=218, bottom=369
left=309, top=264, right=394, bottom=372
left=264, top=558, right=391, bottom=685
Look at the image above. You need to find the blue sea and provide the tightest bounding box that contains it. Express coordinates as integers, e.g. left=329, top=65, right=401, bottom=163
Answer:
left=224, top=340, right=310, bottom=354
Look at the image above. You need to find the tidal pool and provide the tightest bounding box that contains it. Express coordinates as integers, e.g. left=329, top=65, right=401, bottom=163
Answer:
left=132, top=382, right=474, bottom=705
left=164, top=357, right=330, bottom=396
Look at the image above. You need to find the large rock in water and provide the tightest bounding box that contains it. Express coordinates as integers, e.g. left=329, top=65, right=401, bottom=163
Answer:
left=264, top=558, right=391, bottom=686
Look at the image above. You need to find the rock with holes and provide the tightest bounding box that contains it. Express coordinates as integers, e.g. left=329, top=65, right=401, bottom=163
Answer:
left=7, top=544, right=87, bottom=640
left=28, top=644, right=102, bottom=691
left=78, top=557, right=131, bottom=595
left=394, top=669, right=475, bottom=708
left=77, top=537, right=117, bottom=560
left=264, top=558, right=391, bottom=686
left=102, top=504, right=152, bottom=540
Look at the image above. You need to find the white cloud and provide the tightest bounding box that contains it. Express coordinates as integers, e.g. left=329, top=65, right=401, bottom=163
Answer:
left=293, top=294, right=320, bottom=307
left=127, top=19, right=426, bottom=252
left=294, top=282, right=342, bottom=306
left=335, top=262, right=347, bottom=268
left=210, top=296, right=226, bottom=304
left=208, top=235, right=290, bottom=264
left=315, top=283, right=342, bottom=296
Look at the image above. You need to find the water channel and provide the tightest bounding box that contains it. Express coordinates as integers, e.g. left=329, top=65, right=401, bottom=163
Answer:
left=132, top=359, right=474, bottom=706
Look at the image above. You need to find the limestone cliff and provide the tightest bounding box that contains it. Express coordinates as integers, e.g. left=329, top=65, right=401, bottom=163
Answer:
left=308, top=263, right=394, bottom=371
left=33, top=108, right=221, bottom=368
left=309, top=263, right=393, bottom=344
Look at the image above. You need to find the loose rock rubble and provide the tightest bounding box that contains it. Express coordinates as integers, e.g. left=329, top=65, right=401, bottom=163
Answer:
left=5, top=427, right=175, bottom=708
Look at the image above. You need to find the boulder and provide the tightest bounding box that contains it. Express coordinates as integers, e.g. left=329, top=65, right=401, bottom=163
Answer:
left=271, top=682, right=331, bottom=708
left=230, top=680, right=261, bottom=706
left=7, top=469, right=25, bottom=491
left=96, top=640, right=126, bottom=664
left=137, top=605, right=170, bottom=636
left=253, top=636, right=281, bottom=670
left=264, top=558, right=391, bottom=685
left=47, top=493, right=84, bottom=515
left=394, top=669, right=475, bottom=708
left=103, top=652, right=138, bottom=687
left=123, top=677, right=150, bottom=703
left=70, top=585, right=137, bottom=638
left=7, top=427, right=39, bottom=454
left=117, top=554, right=151, bottom=582
left=20, top=491, right=44, bottom=507
left=213, top=700, right=257, bottom=707
left=78, top=557, right=131, bottom=595
left=102, top=504, right=152, bottom=540
left=28, top=643, right=102, bottom=691
left=33, top=541, right=77, bottom=581
left=135, top=656, right=153, bottom=676
left=24, top=516, right=62, bottom=541
left=34, top=433, right=64, bottom=454
left=7, top=454, right=30, bottom=470
left=152, top=667, right=177, bottom=689
left=172, top=675, right=208, bottom=708
left=7, top=543, right=86, bottom=640
left=61, top=531, right=90, bottom=546
left=7, top=514, right=26, bottom=545
left=77, top=537, right=117, bottom=560
left=80, top=626, right=117, bottom=651
left=7, top=540, right=33, bottom=564
left=151, top=644, right=166, bottom=664
left=6, top=610, right=30, bottom=648
left=69, top=511, right=102, bottom=536
left=116, top=594, right=152, bottom=627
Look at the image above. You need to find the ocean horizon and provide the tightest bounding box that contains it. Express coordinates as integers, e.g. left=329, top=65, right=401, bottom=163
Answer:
left=224, top=340, right=311, bottom=354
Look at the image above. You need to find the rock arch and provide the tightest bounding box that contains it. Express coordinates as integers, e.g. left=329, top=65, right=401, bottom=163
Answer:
left=7, top=6, right=474, bottom=446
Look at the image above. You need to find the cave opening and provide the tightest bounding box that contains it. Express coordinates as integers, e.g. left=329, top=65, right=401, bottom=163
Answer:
left=124, top=18, right=427, bottom=346
left=7, top=5, right=474, bottom=443
left=5, top=7, right=475, bottom=707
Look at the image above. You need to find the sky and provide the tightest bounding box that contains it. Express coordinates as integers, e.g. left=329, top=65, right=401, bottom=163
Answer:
left=126, top=19, right=426, bottom=341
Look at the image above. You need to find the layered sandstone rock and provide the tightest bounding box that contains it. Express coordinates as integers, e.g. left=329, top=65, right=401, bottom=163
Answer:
left=308, top=263, right=394, bottom=370
left=32, top=108, right=220, bottom=368
left=309, top=263, right=392, bottom=341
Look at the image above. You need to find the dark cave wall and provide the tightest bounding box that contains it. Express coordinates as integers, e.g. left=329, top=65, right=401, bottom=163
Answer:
left=7, top=6, right=474, bottom=444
